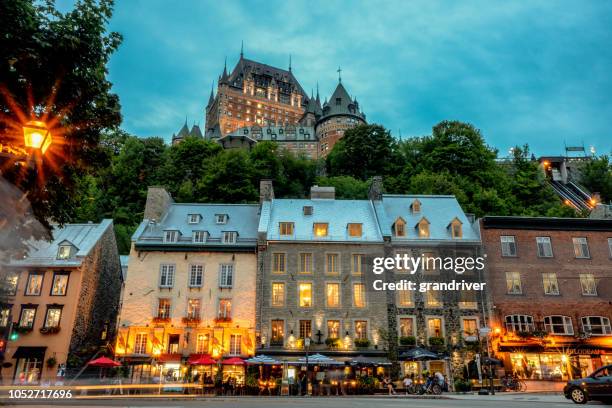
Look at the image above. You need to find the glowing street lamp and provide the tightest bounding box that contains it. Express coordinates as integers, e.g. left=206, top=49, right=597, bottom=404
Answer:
left=23, top=120, right=52, bottom=154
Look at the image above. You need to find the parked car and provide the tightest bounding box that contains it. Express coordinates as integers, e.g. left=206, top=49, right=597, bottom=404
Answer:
left=564, top=365, right=612, bottom=404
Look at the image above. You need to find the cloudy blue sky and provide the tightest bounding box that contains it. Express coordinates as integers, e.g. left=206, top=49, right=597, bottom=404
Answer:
left=66, top=0, right=612, bottom=155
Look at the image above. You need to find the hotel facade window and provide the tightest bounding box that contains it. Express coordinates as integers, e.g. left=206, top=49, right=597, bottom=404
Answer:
left=505, top=272, right=522, bottom=294
left=51, top=272, right=69, bottom=296
left=397, top=289, right=414, bottom=307
left=157, top=298, right=171, bottom=319
left=326, top=283, right=340, bottom=307
left=352, top=254, right=366, bottom=275
left=313, top=223, right=328, bottom=237
left=279, top=222, right=294, bottom=236
left=187, top=298, right=201, bottom=319
left=229, top=334, right=241, bottom=355
left=218, top=299, right=231, bottom=319
left=219, top=264, right=233, bottom=288
left=134, top=333, right=147, bottom=354
left=580, top=274, right=597, bottom=296
left=189, top=264, right=203, bottom=287
left=299, top=253, right=312, bottom=273
left=222, top=231, right=237, bottom=244
left=299, top=320, right=312, bottom=339
left=19, top=306, right=36, bottom=328
left=326, top=253, right=339, bottom=274
left=0, top=307, right=10, bottom=327
left=462, top=318, right=478, bottom=338
left=572, top=237, right=590, bottom=258
left=427, top=318, right=443, bottom=338
left=215, top=214, right=228, bottom=224
left=542, top=272, right=559, bottom=295
left=500, top=235, right=517, bottom=257
left=353, top=283, right=366, bottom=308
left=581, top=316, right=612, bottom=335
left=271, top=320, right=285, bottom=344
left=450, top=219, right=462, bottom=238
left=505, top=315, right=534, bottom=332
left=163, top=230, right=178, bottom=243
left=159, top=264, right=175, bottom=288
left=25, top=273, right=43, bottom=296
left=44, top=307, right=62, bottom=328
left=271, top=282, right=285, bottom=307
left=298, top=283, right=312, bottom=307
left=459, top=291, right=478, bottom=309
left=196, top=334, right=209, bottom=353
left=426, top=290, right=442, bottom=308
left=187, top=214, right=200, bottom=224
left=536, top=236, right=553, bottom=257
left=418, top=219, right=430, bottom=238
left=272, top=253, right=286, bottom=274
left=394, top=219, right=406, bottom=237
left=57, top=244, right=72, bottom=259
left=193, top=230, right=207, bottom=243
left=355, top=320, right=368, bottom=339
left=399, top=317, right=414, bottom=337
left=544, top=315, right=574, bottom=335
left=348, top=223, right=362, bottom=237
left=3, top=272, right=18, bottom=296
left=327, top=320, right=340, bottom=338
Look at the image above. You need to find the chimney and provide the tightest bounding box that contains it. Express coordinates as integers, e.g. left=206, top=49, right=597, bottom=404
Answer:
left=310, top=185, right=335, bottom=200
left=368, top=176, right=383, bottom=200
left=260, top=179, right=274, bottom=203
left=143, top=186, right=173, bottom=221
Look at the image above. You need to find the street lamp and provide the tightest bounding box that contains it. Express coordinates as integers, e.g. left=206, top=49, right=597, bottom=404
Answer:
left=304, top=337, right=311, bottom=395
left=23, top=120, right=52, bottom=154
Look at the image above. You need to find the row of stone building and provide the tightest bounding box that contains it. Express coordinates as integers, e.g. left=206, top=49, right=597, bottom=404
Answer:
left=1, top=179, right=611, bottom=384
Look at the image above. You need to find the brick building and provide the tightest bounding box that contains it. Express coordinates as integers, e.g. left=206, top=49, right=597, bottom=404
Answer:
left=0, top=220, right=122, bottom=384
left=480, top=216, right=612, bottom=381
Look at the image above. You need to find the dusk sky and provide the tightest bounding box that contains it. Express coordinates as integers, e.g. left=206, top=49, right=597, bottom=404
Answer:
left=61, top=0, right=612, bottom=156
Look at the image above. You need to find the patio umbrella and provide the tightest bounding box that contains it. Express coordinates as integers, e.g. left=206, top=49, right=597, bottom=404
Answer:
left=245, top=355, right=280, bottom=365
left=399, top=347, right=439, bottom=361
left=296, top=353, right=343, bottom=365
left=189, top=355, right=217, bottom=365
left=87, top=357, right=121, bottom=367
left=222, top=357, right=246, bottom=365
left=350, top=355, right=391, bottom=366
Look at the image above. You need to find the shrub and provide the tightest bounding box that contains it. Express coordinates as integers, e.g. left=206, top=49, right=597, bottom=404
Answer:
left=399, top=336, right=416, bottom=346
left=428, top=336, right=445, bottom=346
left=325, top=337, right=340, bottom=348
left=454, top=378, right=471, bottom=392
left=354, top=338, right=371, bottom=348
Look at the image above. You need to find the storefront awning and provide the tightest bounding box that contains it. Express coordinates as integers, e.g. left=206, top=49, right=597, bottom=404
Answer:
left=12, top=346, right=46, bottom=360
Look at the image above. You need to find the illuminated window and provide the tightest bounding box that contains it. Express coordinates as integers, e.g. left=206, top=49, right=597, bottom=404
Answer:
left=544, top=316, right=573, bottom=335
left=449, top=218, right=462, bottom=238
left=352, top=254, right=365, bottom=275
left=580, top=274, right=597, bottom=296
left=327, top=320, right=340, bottom=339
left=542, top=273, right=559, bottom=295
left=272, top=282, right=285, bottom=307
left=313, top=223, right=328, bottom=237
left=0, top=307, right=10, bottom=327
left=426, top=290, right=442, bottom=308
left=462, top=318, right=478, bottom=338
left=411, top=200, right=421, bottom=213
left=271, top=320, right=285, bottom=344
left=299, top=320, right=312, bottom=339
left=187, top=298, right=201, bottom=319
left=348, top=223, right=362, bottom=237
left=272, top=253, right=286, bottom=274
left=157, top=299, right=171, bottom=319
left=427, top=318, right=443, bottom=338
left=326, top=253, right=339, bottom=274
left=500, top=236, right=517, bottom=257
left=355, top=320, right=368, bottom=339
left=196, top=334, right=209, bottom=353
left=298, top=283, right=312, bottom=307
left=218, top=299, right=231, bottom=319
left=229, top=334, right=241, bottom=355
left=18, top=306, right=36, bottom=328
left=51, top=273, right=69, bottom=296
left=505, top=272, right=522, bottom=294
left=25, top=273, right=43, bottom=296
left=536, top=236, right=553, bottom=257
left=57, top=244, right=72, bottom=259
left=279, top=222, right=294, bottom=235
left=326, top=283, right=340, bottom=307
left=399, top=317, right=414, bottom=337
left=299, top=253, right=312, bottom=273
left=3, top=272, right=18, bottom=296
left=353, top=283, right=366, bottom=308
left=417, top=218, right=430, bottom=238
left=573, top=237, right=590, bottom=258
left=44, top=307, right=62, bottom=328
left=134, top=333, right=147, bottom=354
left=397, top=289, right=413, bottom=307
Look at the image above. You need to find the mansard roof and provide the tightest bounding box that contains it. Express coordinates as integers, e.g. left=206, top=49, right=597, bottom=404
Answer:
left=320, top=81, right=366, bottom=122
left=225, top=57, right=307, bottom=99
left=224, top=125, right=317, bottom=143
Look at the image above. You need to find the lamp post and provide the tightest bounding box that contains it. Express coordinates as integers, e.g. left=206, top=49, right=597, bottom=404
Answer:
left=304, top=337, right=311, bottom=395
left=23, top=120, right=52, bottom=154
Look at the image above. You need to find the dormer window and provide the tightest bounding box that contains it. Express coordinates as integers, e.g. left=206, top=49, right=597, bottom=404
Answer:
left=164, top=230, right=179, bottom=243
left=335, top=97, right=341, bottom=105
left=279, top=222, right=294, bottom=236
left=410, top=199, right=421, bottom=214
left=416, top=218, right=430, bottom=238
left=187, top=214, right=200, bottom=224
left=222, top=231, right=237, bottom=244
left=313, top=223, right=328, bottom=237
left=347, top=223, right=362, bottom=237
left=448, top=218, right=463, bottom=239
left=57, top=244, right=73, bottom=260
left=193, top=230, right=208, bottom=243
left=215, top=214, right=228, bottom=224
left=394, top=218, right=406, bottom=237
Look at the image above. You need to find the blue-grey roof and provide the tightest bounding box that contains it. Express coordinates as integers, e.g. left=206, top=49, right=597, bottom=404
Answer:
left=376, top=195, right=480, bottom=242
left=261, top=198, right=383, bottom=242
left=8, top=219, right=114, bottom=267
left=225, top=125, right=317, bottom=143
left=134, top=203, right=260, bottom=248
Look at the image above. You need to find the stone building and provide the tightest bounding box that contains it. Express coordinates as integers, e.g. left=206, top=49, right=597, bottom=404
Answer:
left=256, top=181, right=388, bottom=367
left=480, top=216, right=612, bottom=381
left=0, top=220, right=122, bottom=384
left=171, top=122, right=204, bottom=145
left=370, top=181, right=486, bottom=379
left=116, top=187, right=259, bottom=384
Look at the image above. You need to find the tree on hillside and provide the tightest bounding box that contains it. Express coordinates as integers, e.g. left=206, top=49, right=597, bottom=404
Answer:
left=0, top=0, right=122, bottom=253
left=315, top=176, right=370, bottom=199
left=580, top=155, right=612, bottom=203
left=197, top=149, right=258, bottom=203
left=327, top=124, right=401, bottom=180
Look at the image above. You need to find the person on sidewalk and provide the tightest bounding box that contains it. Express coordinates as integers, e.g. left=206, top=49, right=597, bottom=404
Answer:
left=403, top=375, right=413, bottom=395
left=383, top=376, right=396, bottom=395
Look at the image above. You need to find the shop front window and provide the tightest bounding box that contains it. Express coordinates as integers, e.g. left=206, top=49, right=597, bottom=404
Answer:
left=15, top=358, right=42, bottom=384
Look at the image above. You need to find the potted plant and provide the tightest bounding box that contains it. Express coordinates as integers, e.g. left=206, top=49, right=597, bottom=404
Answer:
left=13, top=325, right=33, bottom=334
left=325, top=337, right=340, bottom=348
left=46, top=357, right=57, bottom=368
left=354, top=338, right=370, bottom=348
left=399, top=336, right=416, bottom=346
left=428, top=336, right=445, bottom=346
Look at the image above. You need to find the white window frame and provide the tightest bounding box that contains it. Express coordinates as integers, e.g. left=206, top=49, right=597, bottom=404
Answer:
left=193, top=230, right=207, bottom=243
left=544, top=315, right=574, bottom=335
left=219, top=264, right=234, bottom=288
left=189, top=264, right=203, bottom=287
left=572, top=237, right=590, bottom=259
left=505, top=272, right=522, bottom=294
left=57, top=245, right=72, bottom=260
left=505, top=315, right=534, bottom=332
left=134, top=333, right=148, bottom=354
left=542, top=272, right=560, bottom=295
left=164, top=230, right=179, bottom=243
left=500, top=235, right=517, bottom=257
left=580, top=273, right=597, bottom=296
left=215, top=214, right=228, bottom=224
left=581, top=316, right=612, bottom=336
left=536, top=236, right=553, bottom=258
left=229, top=334, right=242, bottom=356
left=222, top=231, right=237, bottom=244
left=187, top=214, right=200, bottom=224
left=159, top=264, right=175, bottom=288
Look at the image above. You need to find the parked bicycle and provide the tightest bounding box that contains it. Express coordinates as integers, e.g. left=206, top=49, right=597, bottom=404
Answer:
left=501, top=374, right=526, bottom=392
left=418, top=375, right=442, bottom=395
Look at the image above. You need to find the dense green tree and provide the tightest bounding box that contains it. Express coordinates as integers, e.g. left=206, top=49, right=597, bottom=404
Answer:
left=196, top=149, right=258, bottom=203
left=580, top=155, right=612, bottom=202
left=0, top=0, right=122, bottom=253
left=315, top=176, right=369, bottom=199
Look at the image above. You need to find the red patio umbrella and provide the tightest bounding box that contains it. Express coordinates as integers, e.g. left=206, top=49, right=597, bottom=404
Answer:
left=189, top=355, right=217, bottom=365
left=222, top=357, right=246, bottom=365
left=87, top=356, right=121, bottom=367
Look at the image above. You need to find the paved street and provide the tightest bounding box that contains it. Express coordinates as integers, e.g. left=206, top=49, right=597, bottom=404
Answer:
left=1, top=394, right=606, bottom=408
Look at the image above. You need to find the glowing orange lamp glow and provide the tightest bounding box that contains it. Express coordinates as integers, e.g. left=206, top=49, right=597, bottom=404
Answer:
left=23, top=120, right=52, bottom=154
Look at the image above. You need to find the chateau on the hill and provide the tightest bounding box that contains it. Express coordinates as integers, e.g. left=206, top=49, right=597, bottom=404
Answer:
left=172, top=47, right=367, bottom=158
